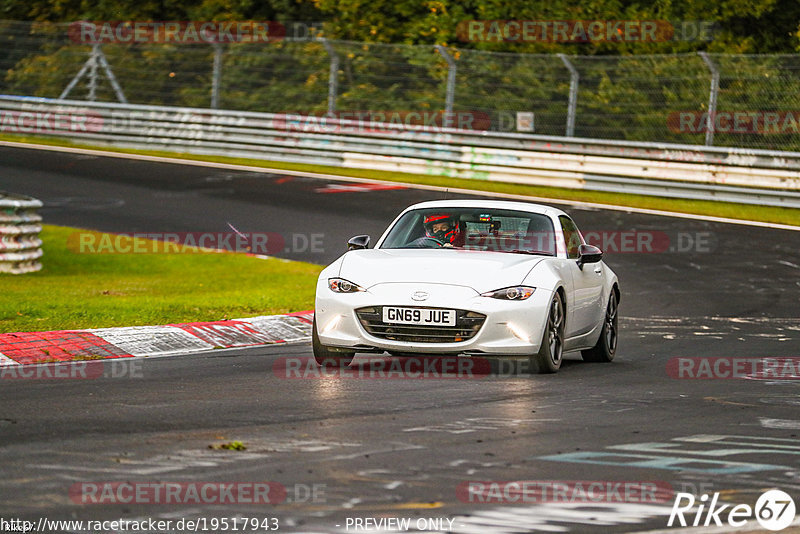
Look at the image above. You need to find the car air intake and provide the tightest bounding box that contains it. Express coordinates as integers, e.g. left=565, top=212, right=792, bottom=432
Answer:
left=355, top=307, right=486, bottom=343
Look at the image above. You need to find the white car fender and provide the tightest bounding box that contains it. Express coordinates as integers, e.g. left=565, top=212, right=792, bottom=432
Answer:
left=523, top=259, right=570, bottom=303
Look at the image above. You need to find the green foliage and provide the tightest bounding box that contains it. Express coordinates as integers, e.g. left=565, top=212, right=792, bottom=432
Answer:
left=209, top=440, right=247, bottom=450
left=0, top=0, right=321, bottom=24
left=217, top=41, right=330, bottom=112
left=313, top=0, right=800, bottom=53
left=1, top=0, right=798, bottom=52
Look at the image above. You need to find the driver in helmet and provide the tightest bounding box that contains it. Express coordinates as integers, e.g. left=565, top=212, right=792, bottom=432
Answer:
left=423, top=214, right=460, bottom=247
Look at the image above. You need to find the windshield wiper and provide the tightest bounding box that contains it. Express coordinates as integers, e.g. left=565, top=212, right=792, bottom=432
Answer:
left=504, top=249, right=554, bottom=256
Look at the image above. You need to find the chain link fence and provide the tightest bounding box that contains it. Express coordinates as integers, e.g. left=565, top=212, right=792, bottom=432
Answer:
left=2, top=20, right=800, bottom=151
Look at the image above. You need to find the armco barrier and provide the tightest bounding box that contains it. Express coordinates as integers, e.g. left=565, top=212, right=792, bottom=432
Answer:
left=0, top=192, right=43, bottom=274
left=1, top=95, right=800, bottom=208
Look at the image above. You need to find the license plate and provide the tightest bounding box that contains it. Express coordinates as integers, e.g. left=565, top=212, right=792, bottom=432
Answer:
left=383, top=307, right=456, bottom=326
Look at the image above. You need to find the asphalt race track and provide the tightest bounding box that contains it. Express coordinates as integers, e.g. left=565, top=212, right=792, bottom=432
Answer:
left=1, top=144, right=800, bottom=533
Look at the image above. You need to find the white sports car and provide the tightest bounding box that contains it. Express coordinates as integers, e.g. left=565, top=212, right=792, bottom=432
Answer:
left=313, top=200, right=619, bottom=373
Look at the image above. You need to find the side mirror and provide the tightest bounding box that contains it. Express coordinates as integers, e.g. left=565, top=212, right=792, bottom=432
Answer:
left=347, top=235, right=370, bottom=251
left=577, top=243, right=603, bottom=269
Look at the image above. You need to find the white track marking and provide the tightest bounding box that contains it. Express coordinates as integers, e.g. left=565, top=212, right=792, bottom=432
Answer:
left=0, top=353, right=19, bottom=366
left=760, top=417, right=800, bottom=429
left=89, top=325, right=214, bottom=356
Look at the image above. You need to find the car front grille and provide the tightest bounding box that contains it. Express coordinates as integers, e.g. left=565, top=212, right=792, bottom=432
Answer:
left=355, top=306, right=486, bottom=343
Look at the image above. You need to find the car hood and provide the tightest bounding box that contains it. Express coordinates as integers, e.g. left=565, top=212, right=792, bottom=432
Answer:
left=338, top=249, right=547, bottom=294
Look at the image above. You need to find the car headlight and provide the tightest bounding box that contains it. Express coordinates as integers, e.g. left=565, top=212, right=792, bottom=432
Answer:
left=481, top=286, right=535, bottom=300
left=328, top=278, right=365, bottom=293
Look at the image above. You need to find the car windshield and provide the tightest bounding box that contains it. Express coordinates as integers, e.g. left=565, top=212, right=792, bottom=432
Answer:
left=379, top=208, right=557, bottom=255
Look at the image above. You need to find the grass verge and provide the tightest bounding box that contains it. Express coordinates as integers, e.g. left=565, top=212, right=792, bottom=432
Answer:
left=2, top=133, right=799, bottom=227
left=0, top=225, right=322, bottom=333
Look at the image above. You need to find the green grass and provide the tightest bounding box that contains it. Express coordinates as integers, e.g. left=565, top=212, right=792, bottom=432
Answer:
left=2, top=133, right=799, bottom=227
left=0, top=225, right=322, bottom=333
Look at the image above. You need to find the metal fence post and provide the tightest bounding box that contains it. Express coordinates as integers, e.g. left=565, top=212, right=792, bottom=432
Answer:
left=211, top=43, right=222, bottom=109
left=435, top=45, right=456, bottom=116
left=558, top=54, right=579, bottom=138
left=59, top=44, right=126, bottom=103
left=321, top=39, right=339, bottom=117
left=60, top=46, right=99, bottom=101
left=698, top=52, right=719, bottom=146
left=87, top=45, right=99, bottom=101
left=95, top=46, right=127, bottom=103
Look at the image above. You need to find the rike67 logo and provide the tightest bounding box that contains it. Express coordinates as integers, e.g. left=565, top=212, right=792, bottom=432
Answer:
left=668, top=490, right=796, bottom=531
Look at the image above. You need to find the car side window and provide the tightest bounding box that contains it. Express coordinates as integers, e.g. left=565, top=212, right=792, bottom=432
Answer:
left=559, top=216, right=583, bottom=259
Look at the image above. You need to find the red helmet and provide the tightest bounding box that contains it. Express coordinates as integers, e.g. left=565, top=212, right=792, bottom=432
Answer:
left=423, top=213, right=459, bottom=244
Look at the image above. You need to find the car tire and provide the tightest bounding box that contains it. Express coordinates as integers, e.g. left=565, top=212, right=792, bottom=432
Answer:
left=312, top=317, right=355, bottom=367
left=581, top=290, right=618, bottom=363
left=529, top=292, right=564, bottom=374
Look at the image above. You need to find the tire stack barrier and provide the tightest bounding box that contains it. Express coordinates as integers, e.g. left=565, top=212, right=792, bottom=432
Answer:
left=0, top=192, right=43, bottom=274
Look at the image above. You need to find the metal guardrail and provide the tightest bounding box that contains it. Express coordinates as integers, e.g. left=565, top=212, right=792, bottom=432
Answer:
left=1, top=95, right=800, bottom=208
left=0, top=192, right=43, bottom=274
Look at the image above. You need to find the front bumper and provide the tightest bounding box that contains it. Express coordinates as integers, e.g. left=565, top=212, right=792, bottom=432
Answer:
left=315, top=281, right=553, bottom=355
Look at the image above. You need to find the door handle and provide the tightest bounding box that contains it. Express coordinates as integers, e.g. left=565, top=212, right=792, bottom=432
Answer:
left=593, top=266, right=602, bottom=274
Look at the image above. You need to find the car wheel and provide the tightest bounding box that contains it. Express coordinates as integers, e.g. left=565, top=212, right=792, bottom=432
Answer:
left=529, top=292, right=564, bottom=374
left=312, top=317, right=354, bottom=367
left=581, top=290, right=618, bottom=363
